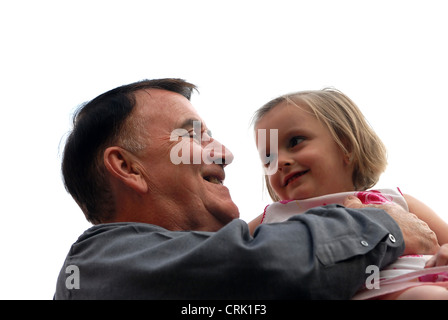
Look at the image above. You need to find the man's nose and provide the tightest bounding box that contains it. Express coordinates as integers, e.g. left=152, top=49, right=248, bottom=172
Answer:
left=203, top=139, right=234, bottom=166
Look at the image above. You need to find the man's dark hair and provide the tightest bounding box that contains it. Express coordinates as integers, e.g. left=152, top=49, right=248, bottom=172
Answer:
left=62, top=78, right=197, bottom=224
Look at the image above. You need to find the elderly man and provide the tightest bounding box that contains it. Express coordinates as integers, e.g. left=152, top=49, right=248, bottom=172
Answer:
left=55, top=78, right=437, bottom=299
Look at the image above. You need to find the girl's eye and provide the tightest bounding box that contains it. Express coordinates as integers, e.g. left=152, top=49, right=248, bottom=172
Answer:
left=289, top=136, right=305, bottom=148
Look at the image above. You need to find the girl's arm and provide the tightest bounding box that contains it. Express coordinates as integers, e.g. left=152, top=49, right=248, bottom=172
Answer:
left=425, top=244, right=448, bottom=267
left=403, top=193, right=448, bottom=245
left=248, top=213, right=264, bottom=235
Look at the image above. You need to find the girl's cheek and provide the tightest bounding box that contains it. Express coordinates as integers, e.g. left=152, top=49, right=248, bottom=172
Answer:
left=269, top=174, right=281, bottom=193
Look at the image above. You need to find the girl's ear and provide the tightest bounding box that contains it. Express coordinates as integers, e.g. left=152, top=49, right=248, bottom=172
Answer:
left=343, top=152, right=353, bottom=165
left=103, top=146, right=148, bottom=194
left=340, top=137, right=354, bottom=165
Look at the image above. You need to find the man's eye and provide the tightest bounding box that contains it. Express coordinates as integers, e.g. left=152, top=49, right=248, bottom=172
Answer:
left=207, top=129, right=212, bottom=138
left=190, top=130, right=201, bottom=142
left=289, top=136, right=305, bottom=148
left=181, top=130, right=200, bottom=142
left=201, top=129, right=212, bottom=142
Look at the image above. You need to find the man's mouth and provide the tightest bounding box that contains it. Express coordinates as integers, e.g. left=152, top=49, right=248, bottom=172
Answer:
left=284, top=170, right=310, bottom=187
left=204, top=176, right=223, bottom=185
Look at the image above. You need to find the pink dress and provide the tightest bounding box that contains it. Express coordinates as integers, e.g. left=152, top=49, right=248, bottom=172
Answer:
left=260, top=188, right=448, bottom=299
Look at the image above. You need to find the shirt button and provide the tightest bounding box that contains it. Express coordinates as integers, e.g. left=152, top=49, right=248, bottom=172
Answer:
left=361, top=240, right=369, bottom=247
left=389, top=234, right=396, bottom=243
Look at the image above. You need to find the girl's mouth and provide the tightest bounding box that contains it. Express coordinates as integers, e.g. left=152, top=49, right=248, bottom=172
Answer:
left=284, top=170, right=310, bottom=187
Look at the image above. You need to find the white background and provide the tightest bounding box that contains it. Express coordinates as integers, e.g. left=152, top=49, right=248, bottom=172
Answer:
left=1, top=0, right=447, bottom=299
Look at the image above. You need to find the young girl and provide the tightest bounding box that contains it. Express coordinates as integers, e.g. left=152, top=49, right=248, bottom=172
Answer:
left=249, top=88, right=448, bottom=300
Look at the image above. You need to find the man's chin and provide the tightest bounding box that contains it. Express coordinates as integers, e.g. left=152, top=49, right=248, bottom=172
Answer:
left=206, top=202, right=240, bottom=231
left=219, top=202, right=240, bottom=224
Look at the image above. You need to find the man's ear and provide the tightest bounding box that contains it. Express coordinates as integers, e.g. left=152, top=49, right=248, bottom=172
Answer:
left=103, top=146, right=148, bottom=194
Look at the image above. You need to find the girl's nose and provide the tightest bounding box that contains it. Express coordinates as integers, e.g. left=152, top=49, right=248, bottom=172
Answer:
left=277, top=152, right=294, bottom=171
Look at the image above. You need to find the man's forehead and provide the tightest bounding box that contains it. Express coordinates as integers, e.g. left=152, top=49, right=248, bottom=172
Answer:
left=134, top=88, right=183, bottom=107
left=133, top=88, right=205, bottom=128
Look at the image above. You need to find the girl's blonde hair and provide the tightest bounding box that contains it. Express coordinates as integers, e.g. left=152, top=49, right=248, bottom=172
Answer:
left=252, top=88, right=387, bottom=202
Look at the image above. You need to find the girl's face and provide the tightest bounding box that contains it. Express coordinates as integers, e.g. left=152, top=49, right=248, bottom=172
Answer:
left=255, top=102, right=355, bottom=201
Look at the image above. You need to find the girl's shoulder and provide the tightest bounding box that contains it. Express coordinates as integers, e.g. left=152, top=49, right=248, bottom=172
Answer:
left=356, top=188, right=409, bottom=211
left=262, top=188, right=408, bottom=224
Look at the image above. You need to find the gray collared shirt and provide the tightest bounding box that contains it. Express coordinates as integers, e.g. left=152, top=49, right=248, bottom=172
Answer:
left=54, top=205, right=403, bottom=299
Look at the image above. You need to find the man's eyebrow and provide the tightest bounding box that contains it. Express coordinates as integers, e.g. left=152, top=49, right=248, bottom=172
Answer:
left=177, top=118, right=212, bottom=136
left=178, top=118, right=201, bottom=129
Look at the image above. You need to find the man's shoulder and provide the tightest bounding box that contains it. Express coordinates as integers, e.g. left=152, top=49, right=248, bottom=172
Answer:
left=80, top=221, right=165, bottom=237
left=73, top=222, right=173, bottom=246
left=71, top=220, right=233, bottom=250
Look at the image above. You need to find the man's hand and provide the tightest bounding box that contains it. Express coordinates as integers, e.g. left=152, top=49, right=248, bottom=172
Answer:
left=343, top=196, right=439, bottom=255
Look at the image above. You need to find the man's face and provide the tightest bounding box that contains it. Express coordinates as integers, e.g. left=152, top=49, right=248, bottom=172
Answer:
left=130, top=89, right=239, bottom=231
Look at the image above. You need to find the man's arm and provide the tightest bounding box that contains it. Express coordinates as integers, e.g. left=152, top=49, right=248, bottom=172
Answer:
left=343, top=195, right=439, bottom=255
left=55, top=205, right=406, bottom=299
left=247, top=205, right=403, bottom=299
